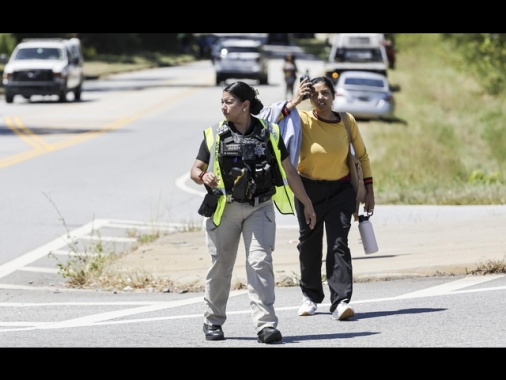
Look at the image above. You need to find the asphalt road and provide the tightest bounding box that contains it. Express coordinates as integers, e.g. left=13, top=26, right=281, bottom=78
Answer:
left=1, top=273, right=505, bottom=348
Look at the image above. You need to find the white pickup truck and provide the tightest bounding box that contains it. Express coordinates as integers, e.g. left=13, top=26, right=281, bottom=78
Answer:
left=2, top=38, right=84, bottom=103
left=324, top=33, right=389, bottom=84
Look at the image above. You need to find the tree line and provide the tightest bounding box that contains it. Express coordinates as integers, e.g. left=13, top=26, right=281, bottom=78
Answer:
left=4, top=33, right=185, bottom=56
left=1, top=33, right=293, bottom=58
left=442, top=33, right=506, bottom=96
left=1, top=33, right=506, bottom=96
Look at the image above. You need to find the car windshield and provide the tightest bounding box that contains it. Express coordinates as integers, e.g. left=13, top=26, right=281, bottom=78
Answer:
left=344, top=78, right=385, bottom=88
left=222, top=47, right=259, bottom=54
left=14, top=47, right=63, bottom=60
left=333, top=48, right=385, bottom=63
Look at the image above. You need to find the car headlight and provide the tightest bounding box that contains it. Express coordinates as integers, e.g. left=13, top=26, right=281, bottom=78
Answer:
left=53, top=70, right=69, bottom=83
left=3, top=75, right=11, bottom=84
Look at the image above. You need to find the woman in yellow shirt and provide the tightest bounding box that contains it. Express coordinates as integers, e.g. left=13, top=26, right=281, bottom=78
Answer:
left=282, top=76, right=375, bottom=321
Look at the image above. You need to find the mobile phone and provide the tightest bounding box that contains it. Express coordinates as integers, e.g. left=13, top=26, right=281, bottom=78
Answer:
left=300, top=75, right=310, bottom=100
left=300, top=75, right=310, bottom=83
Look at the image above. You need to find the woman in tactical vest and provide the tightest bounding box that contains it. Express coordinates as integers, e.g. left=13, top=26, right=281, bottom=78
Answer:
left=190, top=81, right=316, bottom=344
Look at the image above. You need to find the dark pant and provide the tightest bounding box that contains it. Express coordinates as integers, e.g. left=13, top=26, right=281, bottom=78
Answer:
left=294, top=176, right=356, bottom=312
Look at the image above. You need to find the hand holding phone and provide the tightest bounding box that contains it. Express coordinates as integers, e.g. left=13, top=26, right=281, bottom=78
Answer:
left=299, top=75, right=311, bottom=100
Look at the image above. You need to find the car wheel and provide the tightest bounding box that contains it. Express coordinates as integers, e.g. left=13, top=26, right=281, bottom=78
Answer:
left=5, top=94, right=14, bottom=104
left=58, top=90, right=67, bottom=103
left=74, top=85, right=82, bottom=101
left=259, top=74, right=268, bottom=85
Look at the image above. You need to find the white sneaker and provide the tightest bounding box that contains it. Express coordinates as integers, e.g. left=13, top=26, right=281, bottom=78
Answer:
left=332, top=301, right=355, bottom=320
left=297, top=295, right=317, bottom=316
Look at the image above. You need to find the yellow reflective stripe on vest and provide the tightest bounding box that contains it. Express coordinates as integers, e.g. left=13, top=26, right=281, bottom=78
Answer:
left=204, top=119, right=294, bottom=226
left=258, top=119, right=295, bottom=215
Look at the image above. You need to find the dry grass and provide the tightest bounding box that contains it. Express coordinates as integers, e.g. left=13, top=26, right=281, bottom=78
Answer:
left=368, top=34, right=505, bottom=205
left=467, top=257, right=506, bottom=275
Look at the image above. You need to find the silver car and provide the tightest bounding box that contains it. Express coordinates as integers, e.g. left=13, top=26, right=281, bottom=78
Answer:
left=213, top=38, right=269, bottom=86
left=333, top=70, right=395, bottom=120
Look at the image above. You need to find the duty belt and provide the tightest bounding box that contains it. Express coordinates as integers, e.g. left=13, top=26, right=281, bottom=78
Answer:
left=227, top=193, right=272, bottom=206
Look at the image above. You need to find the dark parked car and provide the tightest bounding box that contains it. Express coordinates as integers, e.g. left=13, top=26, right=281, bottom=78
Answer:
left=213, top=38, right=269, bottom=85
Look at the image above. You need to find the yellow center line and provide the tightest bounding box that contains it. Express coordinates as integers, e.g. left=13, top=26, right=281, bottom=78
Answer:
left=0, top=87, right=199, bottom=169
left=4, top=116, right=54, bottom=150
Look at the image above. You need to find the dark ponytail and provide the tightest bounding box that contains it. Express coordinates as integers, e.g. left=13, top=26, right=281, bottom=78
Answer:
left=223, top=81, right=264, bottom=115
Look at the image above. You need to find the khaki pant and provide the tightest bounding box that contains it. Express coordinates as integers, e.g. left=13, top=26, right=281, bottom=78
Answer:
left=203, top=200, right=278, bottom=333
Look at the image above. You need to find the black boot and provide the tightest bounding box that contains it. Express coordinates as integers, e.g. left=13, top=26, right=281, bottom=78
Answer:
left=203, top=324, right=225, bottom=341
left=257, top=327, right=282, bottom=344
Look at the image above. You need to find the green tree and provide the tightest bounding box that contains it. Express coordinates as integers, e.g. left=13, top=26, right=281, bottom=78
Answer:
left=443, top=33, right=506, bottom=95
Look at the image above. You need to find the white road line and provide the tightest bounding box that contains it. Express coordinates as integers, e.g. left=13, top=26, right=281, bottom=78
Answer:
left=80, top=235, right=137, bottom=243
left=393, top=274, right=505, bottom=299
left=17, top=266, right=59, bottom=274
left=0, top=283, right=59, bottom=291
left=176, top=172, right=205, bottom=197
left=0, top=219, right=110, bottom=279
left=0, top=218, right=187, bottom=284
left=0, top=290, right=248, bottom=332
left=1, top=279, right=505, bottom=333
left=101, top=219, right=182, bottom=229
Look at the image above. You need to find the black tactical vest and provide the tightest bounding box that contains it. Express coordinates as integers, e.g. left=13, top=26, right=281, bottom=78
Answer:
left=217, top=121, right=275, bottom=201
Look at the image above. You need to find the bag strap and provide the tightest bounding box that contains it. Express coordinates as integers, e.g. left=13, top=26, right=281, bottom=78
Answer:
left=340, top=112, right=356, bottom=156
left=341, top=112, right=362, bottom=221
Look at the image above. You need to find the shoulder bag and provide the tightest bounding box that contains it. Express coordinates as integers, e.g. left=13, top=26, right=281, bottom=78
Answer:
left=340, top=112, right=367, bottom=221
